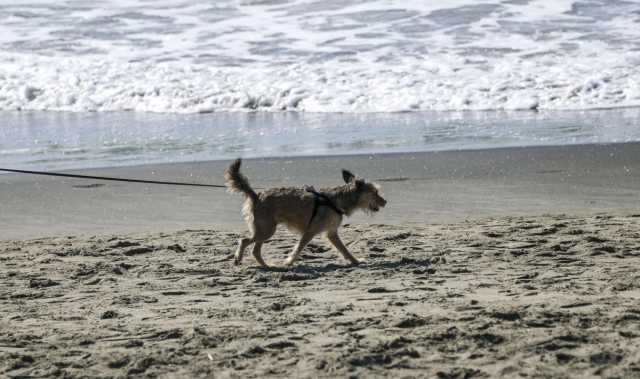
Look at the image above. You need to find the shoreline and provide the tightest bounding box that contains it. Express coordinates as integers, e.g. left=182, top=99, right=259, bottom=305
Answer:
left=3, top=139, right=637, bottom=174
left=1, top=141, right=639, bottom=240
left=2, top=108, right=640, bottom=172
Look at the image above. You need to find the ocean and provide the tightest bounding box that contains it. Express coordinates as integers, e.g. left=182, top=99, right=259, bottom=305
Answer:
left=1, top=0, right=639, bottom=169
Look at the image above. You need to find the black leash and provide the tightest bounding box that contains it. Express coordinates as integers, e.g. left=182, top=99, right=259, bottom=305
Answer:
left=0, top=168, right=228, bottom=188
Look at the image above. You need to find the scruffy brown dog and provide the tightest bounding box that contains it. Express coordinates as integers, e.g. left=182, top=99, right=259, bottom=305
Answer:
left=224, top=159, right=387, bottom=267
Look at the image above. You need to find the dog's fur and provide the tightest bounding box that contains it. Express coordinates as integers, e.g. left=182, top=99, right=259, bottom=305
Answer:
left=224, top=159, right=387, bottom=267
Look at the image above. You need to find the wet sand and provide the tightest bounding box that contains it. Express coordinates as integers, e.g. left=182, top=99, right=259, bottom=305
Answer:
left=2, top=143, right=640, bottom=377
left=1, top=142, right=640, bottom=240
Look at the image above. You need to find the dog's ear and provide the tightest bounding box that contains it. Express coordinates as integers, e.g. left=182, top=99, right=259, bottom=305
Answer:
left=342, top=169, right=355, bottom=183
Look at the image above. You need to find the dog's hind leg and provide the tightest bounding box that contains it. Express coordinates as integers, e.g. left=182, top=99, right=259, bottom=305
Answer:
left=326, top=231, right=359, bottom=265
left=234, top=237, right=254, bottom=266
left=250, top=220, right=275, bottom=268
left=284, top=231, right=314, bottom=267
left=251, top=242, right=269, bottom=268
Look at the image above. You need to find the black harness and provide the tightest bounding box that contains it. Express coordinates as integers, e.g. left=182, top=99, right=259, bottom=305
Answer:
left=305, top=187, right=345, bottom=228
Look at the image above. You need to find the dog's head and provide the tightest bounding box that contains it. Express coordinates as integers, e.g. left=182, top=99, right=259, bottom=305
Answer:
left=342, top=169, right=387, bottom=213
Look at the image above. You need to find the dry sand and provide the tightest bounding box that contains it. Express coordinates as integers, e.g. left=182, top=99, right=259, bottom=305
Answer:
left=2, top=215, right=640, bottom=378
left=2, top=143, right=640, bottom=378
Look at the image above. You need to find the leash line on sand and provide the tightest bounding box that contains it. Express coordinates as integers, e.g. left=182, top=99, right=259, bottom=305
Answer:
left=0, top=168, right=231, bottom=189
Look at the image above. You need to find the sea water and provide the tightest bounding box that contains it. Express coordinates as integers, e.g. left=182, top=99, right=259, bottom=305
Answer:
left=2, top=109, right=639, bottom=170
left=0, top=0, right=639, bottom=169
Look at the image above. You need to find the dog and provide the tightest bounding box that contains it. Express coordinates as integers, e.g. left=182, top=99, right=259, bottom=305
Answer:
left=224, top=159, right=387, bottom=267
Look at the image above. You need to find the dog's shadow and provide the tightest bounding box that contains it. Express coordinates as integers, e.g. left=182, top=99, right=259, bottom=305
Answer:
left=253, top=256, right=433, bottom=275
left=256, top=262, right=353, bottom=274
left=366, top=257, right=433, bottom=270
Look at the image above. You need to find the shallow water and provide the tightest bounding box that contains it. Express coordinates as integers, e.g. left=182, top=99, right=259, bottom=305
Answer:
left=1, top=109, right=639, bottom=170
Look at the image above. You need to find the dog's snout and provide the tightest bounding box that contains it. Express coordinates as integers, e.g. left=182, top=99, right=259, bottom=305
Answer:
left=379, top=196, right=387, bottom=207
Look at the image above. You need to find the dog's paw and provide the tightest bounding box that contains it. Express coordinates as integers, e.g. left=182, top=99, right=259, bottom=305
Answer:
left=284, top=258, right=296, bottom=267
left=350, top=258, right=364, bottom=266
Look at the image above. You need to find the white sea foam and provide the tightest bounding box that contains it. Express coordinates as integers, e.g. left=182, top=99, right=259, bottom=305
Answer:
left=0, top=0, right=639, bottom=113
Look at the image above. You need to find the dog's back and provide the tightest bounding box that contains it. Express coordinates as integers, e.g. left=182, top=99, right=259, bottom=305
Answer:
left=258, top=187, right=317, bottom=233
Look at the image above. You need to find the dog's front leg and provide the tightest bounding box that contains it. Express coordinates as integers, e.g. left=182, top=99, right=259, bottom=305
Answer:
left=326, top=231, right=360, bottom=265
left=285, top=231, right=314, bottom=267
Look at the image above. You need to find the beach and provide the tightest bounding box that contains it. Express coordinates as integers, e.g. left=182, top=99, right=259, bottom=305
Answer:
left=2, top=143, right=640, bottom=377
left=3, top=0, right=640, bottom=377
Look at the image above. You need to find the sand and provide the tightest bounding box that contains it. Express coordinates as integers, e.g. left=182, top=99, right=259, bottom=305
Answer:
left=2, top=214, right=640, bottom=378
left=2, top=143, right=640, bottom=377
left=1, top=142, right=640, bottom=240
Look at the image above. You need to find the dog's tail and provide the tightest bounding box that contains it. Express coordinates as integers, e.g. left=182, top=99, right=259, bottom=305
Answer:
left=224, top=158, right=258, bottom=201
